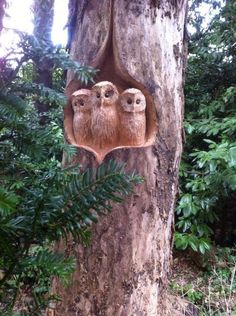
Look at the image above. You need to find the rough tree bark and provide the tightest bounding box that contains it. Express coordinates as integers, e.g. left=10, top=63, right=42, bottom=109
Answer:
left=55, top=0, right=188, bottom=315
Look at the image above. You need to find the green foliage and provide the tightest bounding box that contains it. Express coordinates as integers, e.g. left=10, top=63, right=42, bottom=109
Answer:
left=171, top=281, right=204, bottom=304
left=17, top=32, right=96, bottom=85
left=175, top=0, right=236, bottom=253
left=0, top=31, right=142, bottom=314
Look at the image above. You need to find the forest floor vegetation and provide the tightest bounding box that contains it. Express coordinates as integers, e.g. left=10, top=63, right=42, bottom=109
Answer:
left=171, top=248, right=236, bottom=316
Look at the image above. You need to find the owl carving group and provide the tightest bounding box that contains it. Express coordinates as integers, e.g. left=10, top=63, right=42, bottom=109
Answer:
left=71, top=81, right=147, bottom=150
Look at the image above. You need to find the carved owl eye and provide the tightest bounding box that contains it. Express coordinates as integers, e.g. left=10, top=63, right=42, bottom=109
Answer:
left=79, top=99, right=84, bottom=106
left=105, top=90, right=114, bottom=98
left=136, top=99, right=141, bottom=104
left=96, top=92, right=101, bottom=98
left=127, top=98, right=132, bottom=105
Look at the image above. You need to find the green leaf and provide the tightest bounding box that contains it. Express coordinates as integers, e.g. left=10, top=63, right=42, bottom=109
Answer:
left=0, top=188, right=19, bottom=216
left=229, top=147, right=236, bottom=166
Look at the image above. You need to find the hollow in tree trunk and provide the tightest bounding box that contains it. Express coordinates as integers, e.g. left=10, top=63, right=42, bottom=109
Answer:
left=55, top=1, right=188, bottom=315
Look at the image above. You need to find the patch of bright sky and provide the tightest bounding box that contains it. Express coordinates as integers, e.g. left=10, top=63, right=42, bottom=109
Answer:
left=0, top=0, right=224, bottom=58
left=0, top=0, right=68, bottom=57
left=52, top=0, right=68, bottom=45
left=188, top=1, right=223, bottom=34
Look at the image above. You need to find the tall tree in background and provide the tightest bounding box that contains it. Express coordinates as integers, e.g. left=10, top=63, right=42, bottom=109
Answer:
left=32, top=0, right=55, bottom=122
left=175, top=0, right=236, bottom=253
left=55, top=1, right=188, bottom=315
left=0, top=0, right=6, bottom=34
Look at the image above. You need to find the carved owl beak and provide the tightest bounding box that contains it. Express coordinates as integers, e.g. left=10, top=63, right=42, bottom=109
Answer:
left=100, top=98, right=105, bottom=108
left=126, top=105, right=135, bottom=112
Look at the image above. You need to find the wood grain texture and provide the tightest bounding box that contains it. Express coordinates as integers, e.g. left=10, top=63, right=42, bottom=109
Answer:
left=91, top=81, right=119, bottom=149
left=71, top=89, right=92, bottom=145
left=118, top=88, right=146, bottom=146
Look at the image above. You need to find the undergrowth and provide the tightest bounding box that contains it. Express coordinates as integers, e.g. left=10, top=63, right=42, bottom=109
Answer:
left=170, top=248, right=236, bottom=315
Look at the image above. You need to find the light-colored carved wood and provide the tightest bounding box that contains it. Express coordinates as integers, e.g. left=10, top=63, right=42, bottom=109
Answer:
left=68, top=83, right=150, bottom=161
left=71, top=89, right=92, bottom=146
left=91, top=81, right=119, bottom=150
left=118, top=88, right=146, bottom=146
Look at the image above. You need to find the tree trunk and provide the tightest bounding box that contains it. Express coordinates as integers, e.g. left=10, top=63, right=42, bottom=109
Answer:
left=56, top=1, right=188, bottom=315
left=0, top=0, right=6, bottom=34
left=32, top=0, right=54, bottom=123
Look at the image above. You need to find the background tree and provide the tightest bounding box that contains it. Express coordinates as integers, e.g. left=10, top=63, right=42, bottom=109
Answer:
left=175, top=0, right=236, bottom=253
left=0, top=0, right=6, bottom=34
left=32, top=0, right=55, bottom=123
left=55, top=1, right=188, bottom=315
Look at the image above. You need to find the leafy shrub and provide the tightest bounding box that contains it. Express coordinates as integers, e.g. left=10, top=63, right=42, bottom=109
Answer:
left=175, top=0, right=236, bottom=254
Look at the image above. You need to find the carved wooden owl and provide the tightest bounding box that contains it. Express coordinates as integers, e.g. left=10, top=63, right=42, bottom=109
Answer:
left=71, top=89, right=92, bottom=145
left=91, top=81, right=119, bottom=149
left=119, top=88, right=146, bottom=146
